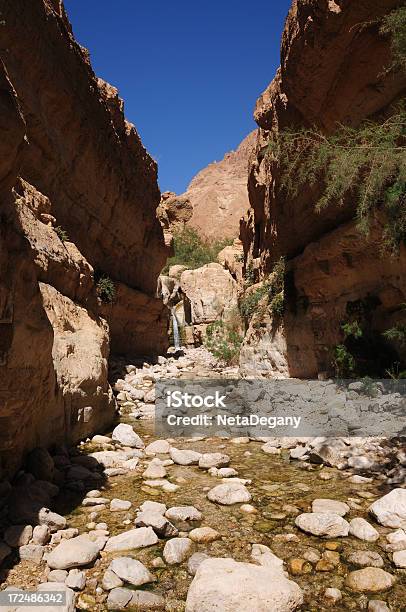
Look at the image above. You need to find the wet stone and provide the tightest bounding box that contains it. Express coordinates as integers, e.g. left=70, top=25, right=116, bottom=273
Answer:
left=295, top=513, right=350, bottom=538
left=288, top=558, right=312, bottom=575
left=345, top=568, right=396, bottom=593
left=345, top=550, right=384, bottom=568
left=311, top=498, right=350, bottom=516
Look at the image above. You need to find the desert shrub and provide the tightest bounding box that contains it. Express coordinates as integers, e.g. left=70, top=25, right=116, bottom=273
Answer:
left=332, top=299, right=406, bottom=377
left=382, top=305, right=406, bottom=377
left=359, top=377, right=380, bottom=397
left=243, top=263, right=256, bottom=286
left=240, top=256, right=285, bottom=321
left=270, top=290, right=284, bottom=316
left=204, top=318, right=243, bottom=365
left=381, top=6, right=406, bottom=71
left=55, top=226, right=69, bottom=242
left=341, top=321, right=363, bottom=340
left=333, top=344, right=356, bottom=377
left=383, top=323, right=406, bottom=346
left=333, top=320, right=364, bottom=376
left=239, top=284, right=269, bottom=319
left=268, top=256, right=285, bottom=295
left=96, top=275, right=116, bottom=303
left=162, top=227, right=232, bottom=273
left=268, top=109, right=406, bottom=253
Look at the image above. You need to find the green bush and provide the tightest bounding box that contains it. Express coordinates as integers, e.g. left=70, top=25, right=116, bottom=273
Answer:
left=204, top=318, right=243, bottom=365
left=240, top=257, right=285, bottom=321
left=162, top=227, right=232, bottom=273
left=342, top=321, right=363, bottom=340
left=269, top=257, right=285, bottom=295
left=96, top=275, right=116, bottom=303
left=381, top=6, right=406, bottom=71
left=268, top=109, right=406, bottom=253
left=383, top=323, right=406, bottom=346
left=270, top=290, right=284, bottom=316
left=244, top=263, right=256, bottom=286
left=55, top=226, right=69, bottom=242
left=239, top=284, right=269, bottom=319
left=333, top=344, right=356, bottom=377
left=359, top=377, right=380, bottom=397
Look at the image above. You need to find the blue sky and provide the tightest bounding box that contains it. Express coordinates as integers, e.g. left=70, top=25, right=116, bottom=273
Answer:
left=64, top=0, right=291, bottom=193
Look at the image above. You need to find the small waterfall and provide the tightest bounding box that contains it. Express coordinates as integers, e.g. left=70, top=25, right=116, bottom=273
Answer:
left=171, top=308, right=180, bottom=350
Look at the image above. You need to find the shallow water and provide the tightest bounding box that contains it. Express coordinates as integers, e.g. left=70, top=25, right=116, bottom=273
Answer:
left=61, top=420, right=406, bottom=611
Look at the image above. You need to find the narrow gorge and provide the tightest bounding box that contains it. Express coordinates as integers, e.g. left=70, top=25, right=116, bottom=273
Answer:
left=0, top=1, right=405, bottom=611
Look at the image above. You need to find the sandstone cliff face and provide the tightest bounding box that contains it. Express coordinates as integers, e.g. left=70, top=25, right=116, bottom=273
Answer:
left=180, top=263, right=241, bottom=344
left=174, top=132, right=256, bottom=241
left=240, top=0, right=406, bottom=378
left=0, top=0, right=169, bottom=476
left=157, top=191, right=193, bottom=247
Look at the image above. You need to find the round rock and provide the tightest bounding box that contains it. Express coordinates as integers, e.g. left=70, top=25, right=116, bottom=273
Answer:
left=110, top=499, right=132, bottom=512
left=109, top=557, right=155, bottom=587
left=46, top=534, right=100, bottom=570
left=311, top=499, right=350, bottom=517
left=145, top=440, right=171, bottom=455
left=198, top=453, right=230, bottom=469
left=142, top=459, right=167, bottom=479
left=188, top=527, right=220, bottom=543
left=169, top=448, right=202, bottom=466
left=295, top=513, right=350, bottom=538
left=349, top=517, right=379, bottom=542
left=207, top=483, right=251, bottom=506
left=345, top=568, right=396, bottom=593
left=165, top=506, right=202, bottom=530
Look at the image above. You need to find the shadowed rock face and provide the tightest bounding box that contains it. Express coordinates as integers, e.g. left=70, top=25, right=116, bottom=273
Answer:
left=240, top=0, right=406, bottom=378
left=0, top=0, right=169, bottom=476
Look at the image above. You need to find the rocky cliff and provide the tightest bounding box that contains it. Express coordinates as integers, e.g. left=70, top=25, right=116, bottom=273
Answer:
left=240, top=0, right=406, bottom=378
left=163, top=132, right=256, bottom=241
left=0, top=0, right=169, bottom=476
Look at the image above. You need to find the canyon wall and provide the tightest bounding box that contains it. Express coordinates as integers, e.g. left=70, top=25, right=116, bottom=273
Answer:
left=0, top=0, right=169, bottom=476
left=186, top=131, right=256, bottom=240
left=159, top=132, right=256, bottom=242
left=240, top=0, right=406, bottom=377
